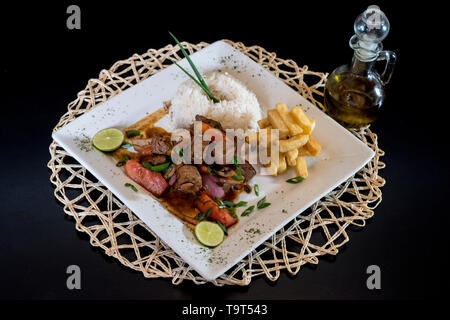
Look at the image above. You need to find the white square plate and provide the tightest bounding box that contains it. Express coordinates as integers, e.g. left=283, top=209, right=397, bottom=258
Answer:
left=53, top=41, right=374, bottom=280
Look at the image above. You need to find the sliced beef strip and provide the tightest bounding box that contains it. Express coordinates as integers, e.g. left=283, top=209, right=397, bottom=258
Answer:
left=150, top=134, right=171, bottom=155
left=140, top=154, right=167, bottom=166
left=131, top=134, right=171, bottom=155
left=240, top=162, right=256, bottom=182
left=195, top=115, right=225, bottom=133
left=131, top=138, right=151, bottom=146
left=173, top=165, right=202, bottom=194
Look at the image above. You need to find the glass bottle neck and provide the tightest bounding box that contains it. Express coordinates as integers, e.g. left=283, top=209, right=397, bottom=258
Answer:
left=350, top=54, right=375, bottom=76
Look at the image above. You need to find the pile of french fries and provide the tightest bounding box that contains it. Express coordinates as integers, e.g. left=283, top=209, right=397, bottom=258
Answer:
left=248, top=103, right=321, bottom=178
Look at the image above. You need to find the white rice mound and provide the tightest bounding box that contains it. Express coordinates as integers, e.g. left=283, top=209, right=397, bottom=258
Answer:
left=169, top=71, right=261, bottom=131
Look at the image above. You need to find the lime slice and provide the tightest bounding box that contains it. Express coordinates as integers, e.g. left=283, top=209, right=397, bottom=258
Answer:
left=92, top=128, right=124, bottom=152
left=194, top=221, right=225, bottom=247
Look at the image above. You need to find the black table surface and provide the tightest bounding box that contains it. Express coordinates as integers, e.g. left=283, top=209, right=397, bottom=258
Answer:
left=0, top=1, right=444, bottom=300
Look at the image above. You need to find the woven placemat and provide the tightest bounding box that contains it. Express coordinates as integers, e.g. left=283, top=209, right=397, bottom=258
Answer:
left=48, top=40, right=385, bottom=286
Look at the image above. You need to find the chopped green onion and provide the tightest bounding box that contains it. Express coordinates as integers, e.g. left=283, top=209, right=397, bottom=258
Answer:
left=235, top=201, right=248, bottom=208
left=286, top=176, right=304, bottom=184
left=216, top=221, right=228, bottom=236
left=214, top=197, right=226, bottom=209
left=258, top=203, right=271, bottom=209
left=254, top=184, right=260, bottom=196
left=196, top=206, right=213, bottom=221
left=232, top=156, right=244, bottom=181
left=222, top=200, right=234, bottom=207
left=257, top=196, right=271, bottom=209
left=125, top=130, right=140, bottom=138
left=212, top=198, right=237, bottom=217
left=233, top=156, right=239, bottom=167
left=231, top=175, right=244, bottom=181
left=241, top=205, right=255, bottom=217
left=207, top=167, right=219, bottom=177
left=222, top=200, right=247, bottom=209
left=195, top=212, right=205, bottom=221
left=229, top=206, right=237, bottom=218
left=196, top=195, right=212, bottom=205
left=124, top=183, right=137, bottom=192
left=205, top=206, right=213, bottom=219
left=142, top=162, right=170, bottom=172
left=116, top=155, right=130, bottom=167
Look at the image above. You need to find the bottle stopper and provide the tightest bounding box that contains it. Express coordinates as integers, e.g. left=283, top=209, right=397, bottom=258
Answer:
left=350, top=5, right=390, bottom=61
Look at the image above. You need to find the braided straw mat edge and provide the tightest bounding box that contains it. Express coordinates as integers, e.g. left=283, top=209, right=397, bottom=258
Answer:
left=47, top=40, right=385, bottom=286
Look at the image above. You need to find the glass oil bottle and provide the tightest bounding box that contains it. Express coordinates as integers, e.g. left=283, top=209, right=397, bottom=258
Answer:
left=324, top=5, right=396, bottom=128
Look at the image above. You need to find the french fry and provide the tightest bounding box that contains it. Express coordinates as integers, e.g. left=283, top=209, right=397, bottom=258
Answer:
left=254, top=129, right=279, bottom=169
left=297, top=146, right=312, bottom=157
left=310, top=119, right=316, bottom=132
left=279, top=134, right=309, bottom=153
left=290, top=106, right=314, bottom=134
left=295, top=156, right=308, bottom=178
left=264, top=157, right=279, bottom=176
left=245, top=127, right=274, bottom=144
left=275, top=103, right=303, bottom=136
left=257, top=103, right=320, bottom=179
left=275, top=103, right=289, bottom=113
left=258, top=117, right=270, bottom=129
left=267, top=109, right=289, bottom=138
left=278, top=153, right=287, bottom=174
left=304, top=135, right=321, bottom=156
left=286, top=148, right=299, bottom=166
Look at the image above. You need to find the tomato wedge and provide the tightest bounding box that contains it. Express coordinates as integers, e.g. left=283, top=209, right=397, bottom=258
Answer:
left=194, top=192, right=237, bottom=228
left=124, top=160, right=168, bottom=196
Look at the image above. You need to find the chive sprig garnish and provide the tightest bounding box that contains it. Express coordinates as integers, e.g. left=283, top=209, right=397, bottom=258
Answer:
left=169, top=32, right=219, bottom=103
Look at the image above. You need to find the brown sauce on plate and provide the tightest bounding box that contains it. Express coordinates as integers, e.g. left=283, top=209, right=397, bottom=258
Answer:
left=158, top=186, right=244, bottom=230
left=111, top=107, right=247, bottom=230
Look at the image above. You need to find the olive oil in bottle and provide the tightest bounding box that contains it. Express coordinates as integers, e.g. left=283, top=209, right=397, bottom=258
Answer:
left=324, top=5, right=396, bottom=128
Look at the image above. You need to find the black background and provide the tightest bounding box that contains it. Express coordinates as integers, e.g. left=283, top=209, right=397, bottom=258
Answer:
left=0, top=0, right=444, bottom=301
